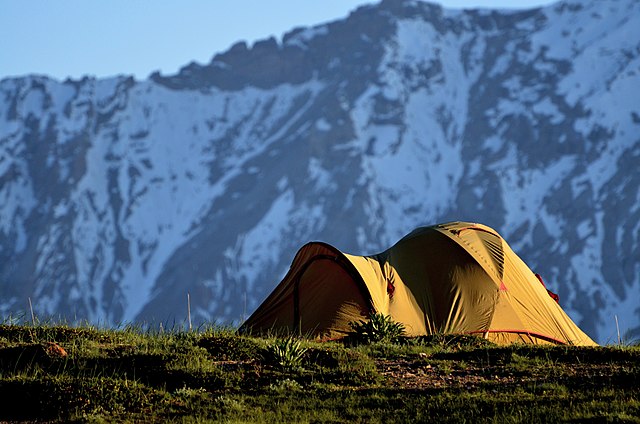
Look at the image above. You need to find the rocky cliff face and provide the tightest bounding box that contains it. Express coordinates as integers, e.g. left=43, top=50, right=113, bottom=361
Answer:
left=1, top=0, right=638, bottom=343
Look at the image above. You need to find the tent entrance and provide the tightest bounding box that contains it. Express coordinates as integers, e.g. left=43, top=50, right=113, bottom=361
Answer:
left=294, top=256, right=371, bottom=340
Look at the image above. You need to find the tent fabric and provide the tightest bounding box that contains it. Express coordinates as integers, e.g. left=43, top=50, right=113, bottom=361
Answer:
left=240, top=221, right=597, bottom=346
left=241, top=242, right=373, bottom=338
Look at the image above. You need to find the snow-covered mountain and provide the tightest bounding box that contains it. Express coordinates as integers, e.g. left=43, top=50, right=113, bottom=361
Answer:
left=1, top=0, right=638, bottom=343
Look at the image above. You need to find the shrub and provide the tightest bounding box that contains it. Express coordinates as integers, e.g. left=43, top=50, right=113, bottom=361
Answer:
left=266, top=337, right=308, bottom=370
left=347, top=313, right=406, bottom=345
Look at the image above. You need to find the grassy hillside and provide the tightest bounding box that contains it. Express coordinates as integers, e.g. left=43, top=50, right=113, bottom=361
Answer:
left=0, top=322, right=638, bottom=423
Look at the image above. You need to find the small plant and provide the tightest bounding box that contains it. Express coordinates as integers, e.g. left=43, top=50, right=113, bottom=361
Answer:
left=267, top=337, right=308, bottom=370
left=268, top=378, right=303, bottom=394
left=348, top=313, right=406, bottom=345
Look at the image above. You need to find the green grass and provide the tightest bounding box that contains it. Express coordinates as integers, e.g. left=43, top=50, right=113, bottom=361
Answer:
left=0, top=323, right=638, bottom=423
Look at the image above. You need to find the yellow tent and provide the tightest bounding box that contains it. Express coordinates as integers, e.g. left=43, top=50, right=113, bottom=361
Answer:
left=240, top=222, right=596, bottom=346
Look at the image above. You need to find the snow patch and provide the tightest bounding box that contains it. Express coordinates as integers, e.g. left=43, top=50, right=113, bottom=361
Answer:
left=235, top=190, right=295, bottom=291
left=500, top=156, right=577, bottom=242
left=308, top=158, right=336, bottom=192
left=285, top=25, right=329, bottom=48
left=315, top=118, right=332, bottom=131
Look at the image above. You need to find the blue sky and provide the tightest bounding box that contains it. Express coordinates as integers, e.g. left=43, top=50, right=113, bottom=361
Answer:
left=0, top=0, right=557, bottom=81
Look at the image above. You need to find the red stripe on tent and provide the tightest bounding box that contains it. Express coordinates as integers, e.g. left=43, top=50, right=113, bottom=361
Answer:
left=535, top=273, right=560, bottom=303
left=466, top=330, right=568, bottom=345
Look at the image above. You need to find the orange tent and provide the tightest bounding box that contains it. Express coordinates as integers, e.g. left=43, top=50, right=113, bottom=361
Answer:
left=241, top=222, right=596, bottom=346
